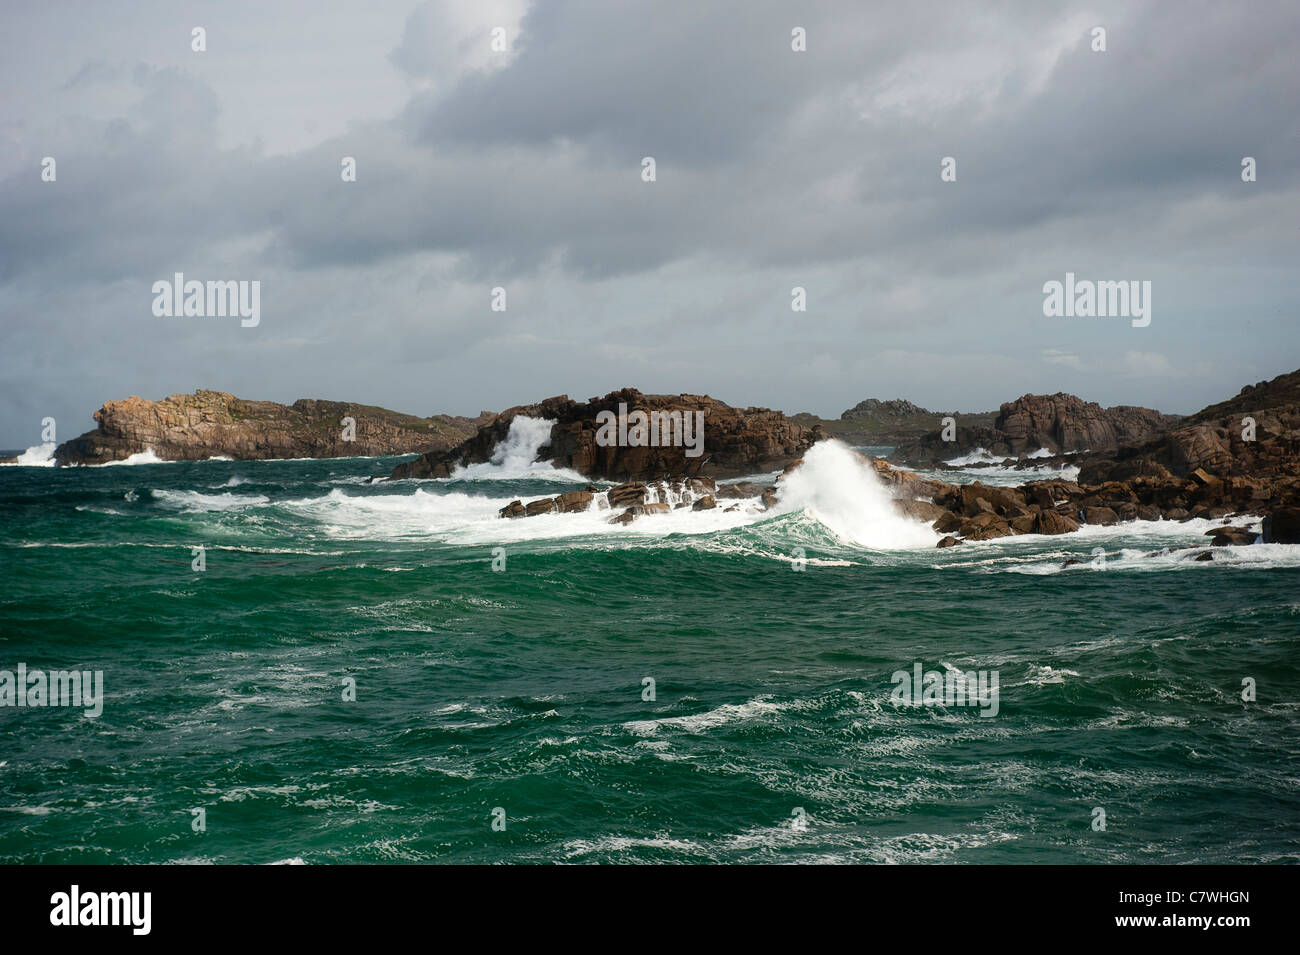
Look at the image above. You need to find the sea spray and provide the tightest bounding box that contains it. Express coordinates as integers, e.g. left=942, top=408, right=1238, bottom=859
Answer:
left=451, top=417, right=588, bottom=482
left=775, top=440, right=938, bottom=549
left=1, top=443, right=57, bottom=467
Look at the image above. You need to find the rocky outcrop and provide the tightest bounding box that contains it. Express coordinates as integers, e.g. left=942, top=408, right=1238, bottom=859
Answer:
left=791, top=399, right=997, bottom=446
left=54, top=390, right=493, bottom=465
left=391, top=388, right=824, bottom=482
left=498, top=477, right=772, bottom=526
left=893, top=393, right=1180, bottom=466
left=1079, top=368, right=1300, bottom=488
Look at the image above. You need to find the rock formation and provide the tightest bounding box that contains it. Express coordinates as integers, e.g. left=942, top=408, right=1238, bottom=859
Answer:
left=390, top=388, right=824, bottom=482
left=893, top=393, right=1180, bottom=466
left=53, top=390, right=492, bottom=465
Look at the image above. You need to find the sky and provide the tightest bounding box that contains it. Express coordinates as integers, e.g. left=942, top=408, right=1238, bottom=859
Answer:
left=1, top=0, right=1298, bottom=448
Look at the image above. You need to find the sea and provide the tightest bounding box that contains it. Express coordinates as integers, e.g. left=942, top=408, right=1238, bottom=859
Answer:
left=2, top=421, right=1298, bottom=863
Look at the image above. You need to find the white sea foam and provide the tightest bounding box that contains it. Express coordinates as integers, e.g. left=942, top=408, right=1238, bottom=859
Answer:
left=448, top=416, right=588, bottom=482
left=93, top=448, right=170, bottom=466
left=151, top=489, right=270, bottom=512
left=624, top=698, right=786, bottom=736
left=774, top=440, right=938, bottom=549
left=1, top=443, right=57, bottom=467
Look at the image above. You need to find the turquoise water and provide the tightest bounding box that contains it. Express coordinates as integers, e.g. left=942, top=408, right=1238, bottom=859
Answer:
left=2, top=452, right=1298, bottom=863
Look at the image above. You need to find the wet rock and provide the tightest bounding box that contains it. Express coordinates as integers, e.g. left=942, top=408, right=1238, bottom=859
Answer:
left=1034, top=510, right=1081, bottom=535
left=1205, top=526, right=1257, bottom=547
left=1082, top=506, right=1119, bottom=526
left=1262, top=507, right=1300, bottom=544
left=936, top=536, right=962, bottom=548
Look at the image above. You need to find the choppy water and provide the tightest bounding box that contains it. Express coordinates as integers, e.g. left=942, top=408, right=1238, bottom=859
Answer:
left=2, top=439, right=1298, bottom=863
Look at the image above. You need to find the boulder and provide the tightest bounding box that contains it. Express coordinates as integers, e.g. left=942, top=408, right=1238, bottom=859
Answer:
left=555, top=490, right=595, bottom=513
left=1034, top=511, right=1081, bottom=535
left=1262, top=507, right=1300, bottom=544
left=1082, top=506, right=1119, bottom=526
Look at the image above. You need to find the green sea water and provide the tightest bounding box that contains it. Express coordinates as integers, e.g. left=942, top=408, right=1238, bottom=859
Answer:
left=1, top=446, right=1298, bottom=864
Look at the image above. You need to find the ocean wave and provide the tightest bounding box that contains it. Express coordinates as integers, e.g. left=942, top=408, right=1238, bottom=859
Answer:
left=151, top=489, right=271, bottom=512
left=773, top=440, right=938, bottom=549
left=624, top=697, right=786, bottom=736
left=1, top=443, right=56, bottom=467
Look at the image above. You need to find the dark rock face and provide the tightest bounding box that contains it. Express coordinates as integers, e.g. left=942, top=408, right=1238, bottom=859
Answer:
left=392, top=388, right=824, bottom=482
left=1262, top=507, right=1300, bottom=544
left=53, top=390, right=491, bottom=465
left=894, top=392, right=1179, bottom=466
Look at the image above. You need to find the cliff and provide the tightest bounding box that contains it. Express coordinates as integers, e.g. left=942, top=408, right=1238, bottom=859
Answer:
left=53, top=390, right=493, bottom=465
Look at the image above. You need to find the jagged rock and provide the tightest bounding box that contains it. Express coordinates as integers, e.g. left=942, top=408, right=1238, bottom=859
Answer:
left=607, top=483, right=648, bottom=507
left=895, top=499, right=948, bottom=523
left=1165, top=508, right=1190, bottom=521
left=555, top=490, right=595, bottom=513
left=692, top=496, right=717, bottom=511
left=894, top=393, right=1178, bottom=465
left=959, top=484, right=1026, bottom=517
left=1035, top=511, right=1081, bottom=535
left=525, top=499, right=557, bottom=517
left=1009, top=514, right=1038, bottom=533
left=716, top=482, right=766, bottom=500
left=1082, top=506, right=1119, bottom=526
left=932, top=510, right=963, bottom=534
left=936, top=536, right=962, bottom=548
left=53, top=390, right=493, bottom=465
left=500, top=500, right=526, bottom=519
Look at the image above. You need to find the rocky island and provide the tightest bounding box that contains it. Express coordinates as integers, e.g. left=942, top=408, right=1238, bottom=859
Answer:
left=51, top=389, right=493, bottom=465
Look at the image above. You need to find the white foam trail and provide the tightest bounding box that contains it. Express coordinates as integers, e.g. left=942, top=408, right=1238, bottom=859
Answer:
left=93, top=448, right=170, bottom=466
left=774, top=440, right=938, bottom=549
left=152, top=489, right=270, bottom=512
left=943, top=447, right=1004, bottom=466
left=449, top=416, right=589, bottom=482
left=2, top=443, right=56, bottom=466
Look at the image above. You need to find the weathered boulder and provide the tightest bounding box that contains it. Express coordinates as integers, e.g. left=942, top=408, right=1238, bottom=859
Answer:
left=1082, top=506, right=1120, bottom=526
left=1206, top=526, right=1257, bottom=547
left=1035, top=510, right=1081, bottom=535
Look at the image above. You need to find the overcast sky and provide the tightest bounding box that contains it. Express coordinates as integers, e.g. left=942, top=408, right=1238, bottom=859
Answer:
left=1, top=0, right=1297, bottom=447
